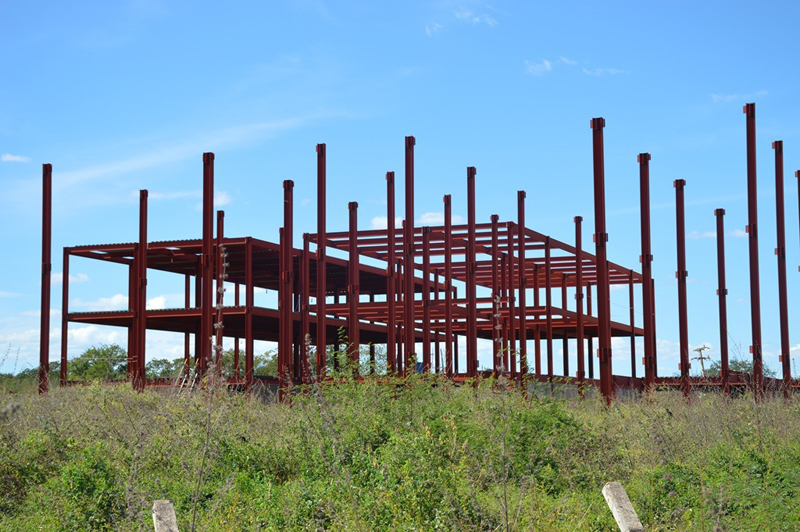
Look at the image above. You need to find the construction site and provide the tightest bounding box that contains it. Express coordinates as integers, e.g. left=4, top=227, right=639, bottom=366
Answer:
left=36, top=104, right=798, bottom=402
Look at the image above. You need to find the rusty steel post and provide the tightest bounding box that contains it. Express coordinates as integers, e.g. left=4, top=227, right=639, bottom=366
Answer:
left=714, top=209, right=730, bottom=396
left=280, top=180, right=295, bottom=397
left=545, top=237, right=554, bottom=387
left=743, top=103, right=764, bottom=399
left=60, top=248, right=69, bottom=386
left=674, top=179, right=690, bottom=399
left=561, top=275, right=568, bottom=376
left=135, top=190, right=148, bottom=390
left=444, top=194, right=453, bottom=376
left=404, top=137, right=416, bottom=372
left=533, top=263, right=541, bottom=377
left=491, top=214, right=500, bottom=374
left=279, top=228, right=287, bottom=394
left=587, top=282, right=594, bottom=380
left=39, top=164, right=52, bottom=394
left=200, top=153, right=215, bottom=375
left=302, top=234, right=311, bottom=383
left=638, top=153, right=656, bottom=388
left=506, top=223, right=517, bottom=376
left=422, top=227, right=431, bottom=372
left=316, top=144, right=327, bottom=379
left=517, top=191, right=528, bottom=386
left=591, top=117, right=614, bottom=403
left=628, top=270, right=636, bottom=380
left=467, top=167, right=478, bottom=378
left=348, top=201, right=360, bottom=373
left=386, top=172, right=396, bottom=374
left=773, top=141, right=791, bottom=397
left=245, top=238, right=254, bottom=391
left=574, top=217, right=585, bottom=393
left=214, top=210, right=225, bottom=374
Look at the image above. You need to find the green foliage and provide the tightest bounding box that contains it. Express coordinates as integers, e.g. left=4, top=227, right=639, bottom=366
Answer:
left=707, top=356, right=778, bottom=378
left=67, top=344, right=127, bottom=381
left=0, top=380, right=798, bottom=530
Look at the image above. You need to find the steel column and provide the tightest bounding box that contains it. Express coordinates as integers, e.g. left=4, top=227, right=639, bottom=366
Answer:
left=638, top=153, right=656, bottom=388
left=533, top=263, right=541, bottom=377
left=517, top=191, right=528, bottom=385
left=466, top=167, right=478, bottom=378
left=348, top=201, right=360, bottom=373
left=200, top=153, right=215, bottom=375
left=714, top=209, right=730, bottom=395
left=302, top=234, right=311, bottom=383
left=184, top=274, right=191, bottom=378
left=316, top=144, right=327, bottom=380
left=574, top=217, right=585, bottom=392
left=674, top=179, right=690, bottom=399
left=491, top=214, right=500, bottom=374
left=591, top=117, right=614, bottom=403
left=743, top=103, right=764, bottom=399
left=773, top=141, right=791, bottom=397
left=506, top=223, right=516, bottom=376
left=245, top=238, right=254, bottom=391
left=386, top=172, right=397, bottom=373
left=60, top=248, right=69, bottom=386
left=545, top=237, right=553, bottom=387
left=587, top=283, right=594, bottom=380
left=444, top=195, right=453, bottom=376
left=628, top=270, right=636, bottom=380
left=39, top=164, right=52, bottom=394
left=135, top=190, right=148, bottom=390
left=214, top=210, right=225, bottom=374
left=234, top=281, right=240, bottom=379
left=422, top=226, right=431, bottom=372
left=434, top=269, right=441, bottom=373
left=562, top=275, right=568, bottom=376
left=404, top=137, right=416, bottom=372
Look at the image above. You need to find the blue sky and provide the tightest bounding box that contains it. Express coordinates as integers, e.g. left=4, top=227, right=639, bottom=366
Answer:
left=2, top=0, right=800, bottom=378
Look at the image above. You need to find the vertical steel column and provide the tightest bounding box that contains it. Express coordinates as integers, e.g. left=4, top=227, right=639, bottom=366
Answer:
left=561, top=276, right=568, bottom=376
left=743, top=103, right=764, bottom=399
left=348, top=201, right=360, bottom=373
left=279, top=228, right=288, bottom=395
left=214, top=210, right=225, bottom=374
left=590, top=117, right=614, bottom=402
left=797, top=171, right=800, bottom=264
left=200, top=153, right=215, bottom=375
left=533, top=263, right=541, bottom=377
left=506, top=225, right=516, bottom=376
left=302, top=234, right=311, bottom=383
left=454, top=284, right=460, bottom=374
left=651, top=279, right=658, bottom=375
left=517, top=192, right=528, bottom=385
left=444, top=195, right=453, bottom=376
left=245, top=238, right=254, bottom=391
left=135, top=190, right=148, bottom=390
left=638, top=153, right=655, bottom=388
left=184, top=274, right=191, bottom=378
left=422, top=227, right=431, bottom=372
left=386, top=172, right=397, bottom=373
left=404, top=137, right=416, bottom=372
left=545, top=238, right=554, bottom=387
left=316, top=144, right=328, bottom=379
left=369, top=294, right=376, bottom=375
left=60, top=248, right=69, bottom=386
left=194, top=263, right=202, bottom=369
left=280, top=180, right=295, bottom=397
left=587, top=283, right=594, bottom=380
left=491, top=215, right=500, bottom=374
left=674, top=179, right=690, bottom=399
left=467, top=167, right=478, bottom=378
left=574, top=217, right=586, bottom=393
left=39, top=164, right=52, bottom=394
left=773, top=141, right=791, bottom=397
left=714, top=209, right=730, bottom=396
left=628, top=271, right=636, bottom=380
left=434, top=269, right=441, bottom=373
left=234, top=281, right=240, bottom=379
left=502, top=254, right=510, bottom=372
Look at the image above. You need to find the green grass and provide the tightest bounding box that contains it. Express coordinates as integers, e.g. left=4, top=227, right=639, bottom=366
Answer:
left=0, top=378, right=798, bottom=530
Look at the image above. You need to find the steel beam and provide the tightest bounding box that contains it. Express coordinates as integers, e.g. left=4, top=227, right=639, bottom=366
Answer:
left=674, top=179, right=690, bottom=399
left=743, top=103, right=764, bottom=400
left=773, top=141, right=791, bottom=397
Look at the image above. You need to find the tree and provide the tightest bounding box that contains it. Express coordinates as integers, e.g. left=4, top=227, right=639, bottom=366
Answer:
left=68, top=344, right=127, bottom=381
left=706, top=357, right=777, bottom=378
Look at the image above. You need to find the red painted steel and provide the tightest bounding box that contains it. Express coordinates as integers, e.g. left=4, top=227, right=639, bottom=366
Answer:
left=444, top=195, right=453, bottom=376
left=244, top=237, right=254, bottom=391
left=773, top=141, right=791, bottom=397
left=517, top=191, right=528, bottom=386
left=587, top=282, right=594, bottom=380
left=200, top=153, right=215, bottom=375
left=466, top=167, right=478, bottom=378
left=638, top=153, right=656, bottom=388
left=39, top=164, right=52, bottom=394
left=574, top=216, right=585, bottom=393
left=743, top=103, right=764, bottom=400
left=348, top=201, right=360, bottom=372
left=714, top=209, right=730, bottom=396
left=561, top=275, right=568, bottom=376
left=214, top=210, right=225, bottom=374
left=422, top=226, right=431, bottom=372
left=386, top=172, right=396, bottom=374
left=404, top=137, right=416, bottom=374
left=674, top=179, right=690, bottom=398
left=628, top=271, right=636, bottom=380
left=60, top=248, right=69, bottom=386
left=135, top=190, right=148, bottom=390
left=491, top=214, right=500, bottom=374
left=545, top=237, right=553, bottom=387
left=302, top=234, right=311, bottom=383
left=233, top=280, right=239, bottom=379
left=316, top=144, right=327, bottom=379
left=591, top=117, right=614, bottom=403
left=506, top=223, right=517, bottom=377
left=533, top=263, right=541, bottom=377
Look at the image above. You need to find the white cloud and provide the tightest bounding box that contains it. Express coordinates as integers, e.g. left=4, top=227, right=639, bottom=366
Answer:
left=146, top=296, right=167, bottom=310
left=52, top=272, right=90, bottom=285
left=711, top=90, right=768, bottom=104
left=417, top=212, right=466, bottom=226
left=454, top=9, right=497, bottom=26
left=688, top=230, right=716, bottom=239
left=425, top=22, right=443, bottom=36
left=20, top=309, right=61, bottom=318
left=1, top=153, right=31, bottom=163
left=524, top=59, right=552, bottom=76
left=582, top=67, right=628, bottom=76
left=729, top=229, right=747, bottom=238
left=559, top=56, right=577, bottom=65
left=72, top=294, right=129, bottom=311
left=371, top=216, right=403, bottom=230
left=215, top=190, right=232, bottom=206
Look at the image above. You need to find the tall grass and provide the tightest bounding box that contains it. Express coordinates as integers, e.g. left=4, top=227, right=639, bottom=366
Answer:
left=0, top=378, right=798, bottom=530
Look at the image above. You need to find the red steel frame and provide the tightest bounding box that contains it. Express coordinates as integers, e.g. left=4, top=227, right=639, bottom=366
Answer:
left=36, top=107, right=797, bottom=401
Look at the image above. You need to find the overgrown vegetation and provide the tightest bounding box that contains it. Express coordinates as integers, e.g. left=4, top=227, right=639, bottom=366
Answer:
left=0, top=373, right=798, bottom=531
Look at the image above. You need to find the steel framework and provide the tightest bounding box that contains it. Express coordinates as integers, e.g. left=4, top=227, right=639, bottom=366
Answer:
left=37, top=107, right=798, bottom=401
